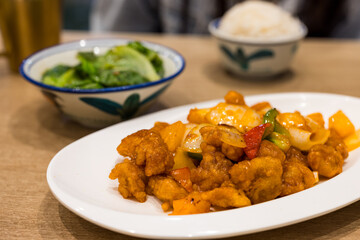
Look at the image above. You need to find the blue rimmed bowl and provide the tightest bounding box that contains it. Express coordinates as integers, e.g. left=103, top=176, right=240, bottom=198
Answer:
left=20, top=39, right=185, bottom=128
left=209, top=18, right=307, bottom=77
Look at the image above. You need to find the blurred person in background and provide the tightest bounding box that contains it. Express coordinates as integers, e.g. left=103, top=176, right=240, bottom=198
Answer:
left=81, top=0, right=359, bottom=38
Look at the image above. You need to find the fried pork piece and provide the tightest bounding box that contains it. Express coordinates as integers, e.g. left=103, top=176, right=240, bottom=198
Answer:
left=117, top=129, right=174, bottom=177
left=286, top=146, right=309, bottom=167
left=308, top=144, right=344, bottom=178
left=229, top=156, right=283, bottom=204
left=280, top=161, right=316, bottom=196
left=200, top=125, right=244, bottom=161
left=280, top=146, right=316, bottom=196
left=258, top=140, right=286, bottom=164
left=221, top=142, right=244, bottom=162
left=200, top=186, right=251, bottom=208
left=171, top=186, right=251, bottom=215
left=199, top=126, right=223, bottom=147
left=191, top=142, right=233, bottom=191
left=109, top=159, right=147, bottom=202
left=326, top=129, right=349, bottom=159
left=146, top=176, right=188, bottom=202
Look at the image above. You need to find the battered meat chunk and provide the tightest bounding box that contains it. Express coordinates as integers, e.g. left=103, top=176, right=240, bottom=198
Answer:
left=146, top=176, right=188, bottom=202
left=199, top=126, right=223, bottom=147
left=200, top=125, right=244, bottom=161
left=308, top=144, right=344, bottom=178
left=191, top=142, right=233, bottom=191
left=280, top=161, right=316, bottom=196
left=116, top=129, right=174, bottom=177
left=229, top=156, right=283, bottom=204
left=326, top=129, right=349, bottom=159
left=307, top=130, right=347, bottom=178
left=280, top=146, right=315, bottom=196
left=109, top=159, right=147, bottom=202
left=258, top=140, right=286, bottom=164
left=286, top=146, right=309, bottom=167
left=200, top=186, right=251, bottom=208
left=221, top=143, right=244, bottom=162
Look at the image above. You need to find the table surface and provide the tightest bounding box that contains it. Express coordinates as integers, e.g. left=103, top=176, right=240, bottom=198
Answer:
left=1, top=31, right=360, bottom=240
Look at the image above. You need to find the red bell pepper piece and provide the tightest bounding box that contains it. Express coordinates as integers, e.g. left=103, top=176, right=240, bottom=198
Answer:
left=244, top=123, right=272, bottom=159
left=170, top=167, right=193, bottom=192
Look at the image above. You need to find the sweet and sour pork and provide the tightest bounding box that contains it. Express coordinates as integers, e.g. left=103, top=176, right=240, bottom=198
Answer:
left=109, top=91, right=356, bottom=215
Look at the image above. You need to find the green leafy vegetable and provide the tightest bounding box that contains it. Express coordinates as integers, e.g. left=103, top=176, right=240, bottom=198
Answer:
left=98, top=70, right=150, bottom=87
left=41, top=42, right=164, bottom=89
left=105, top=46, right=160, bottom=81
left=128, top=41, right=165, bottom=77
left=42, top=65, right=72, bottom=87
left=43, top=68, right=79, bottom=88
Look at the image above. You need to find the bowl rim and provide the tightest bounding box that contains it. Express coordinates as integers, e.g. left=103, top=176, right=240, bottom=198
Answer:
left=208, top=18, right=308, bottom=46
left=19, top=38, right=186, bottom=94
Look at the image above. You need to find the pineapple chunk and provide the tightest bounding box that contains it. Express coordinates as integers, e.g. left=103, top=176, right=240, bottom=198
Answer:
left=171, top=194, right=211, bottom=215
left=329, top=110, right=355, bottom=138
left=307, top=113, right=325, bottom=127
left=187, top=108, right=211, bottom=124
left=160, top=121, right=186, bottom=152
left=344, top=129, right=360, bottom=151
left=172, top=148, right=196, bottom=170
left=251, top=101, right=272, bottom=117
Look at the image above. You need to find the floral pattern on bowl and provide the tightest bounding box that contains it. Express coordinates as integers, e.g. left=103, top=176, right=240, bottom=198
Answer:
left=80, top=84, right=169, bottom=121
left=220, top=45, right=274, bottom=71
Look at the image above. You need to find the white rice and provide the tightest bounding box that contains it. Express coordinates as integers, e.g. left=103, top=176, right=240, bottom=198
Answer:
left=218, top=1, right=303, bottom=40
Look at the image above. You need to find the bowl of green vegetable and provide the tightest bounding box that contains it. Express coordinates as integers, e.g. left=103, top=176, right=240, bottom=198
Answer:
left=20, top=39, right=185, bottom=128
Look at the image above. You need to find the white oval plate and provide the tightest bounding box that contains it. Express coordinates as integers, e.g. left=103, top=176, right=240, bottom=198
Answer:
left=47, top=93, right=360, bottom=239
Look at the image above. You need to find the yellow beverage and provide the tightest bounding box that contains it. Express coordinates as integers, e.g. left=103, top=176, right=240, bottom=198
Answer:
left=0, top=0, right=61, bottom=72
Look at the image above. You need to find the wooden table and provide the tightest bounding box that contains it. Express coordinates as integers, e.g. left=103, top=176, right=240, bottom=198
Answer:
left=1, top=31, right=360, bottom=239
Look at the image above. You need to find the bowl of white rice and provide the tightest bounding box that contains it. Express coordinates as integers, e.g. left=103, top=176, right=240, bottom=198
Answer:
left=209, top=0, right=307, bottom=77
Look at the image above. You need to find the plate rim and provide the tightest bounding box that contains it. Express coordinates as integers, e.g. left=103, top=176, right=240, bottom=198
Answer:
left=47, top=92, right=360, bottom=239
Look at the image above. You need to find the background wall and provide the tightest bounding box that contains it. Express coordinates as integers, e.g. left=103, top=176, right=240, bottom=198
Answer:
left=62, top=0, right=360, bottom=38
